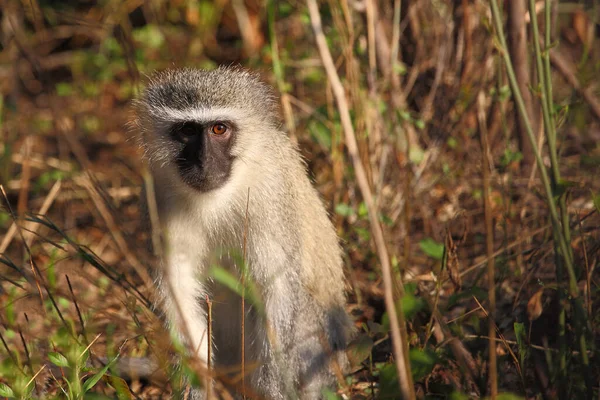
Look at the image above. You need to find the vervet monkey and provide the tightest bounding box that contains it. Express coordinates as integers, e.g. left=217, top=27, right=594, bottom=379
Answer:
left=134, top=67, right=352, bottom=399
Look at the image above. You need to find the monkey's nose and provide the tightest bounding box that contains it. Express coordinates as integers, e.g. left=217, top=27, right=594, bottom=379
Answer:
left=177, top=141, right=203, bottom=166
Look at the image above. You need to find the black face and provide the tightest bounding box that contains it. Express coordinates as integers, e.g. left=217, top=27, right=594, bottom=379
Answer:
left=169, top=120, right=236, bottom=192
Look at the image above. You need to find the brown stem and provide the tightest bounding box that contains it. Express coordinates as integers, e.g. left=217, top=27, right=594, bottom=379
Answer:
left=507, top=0, right=536, bottom=166
left=307, top=1, right=415, bottom=398
left=477, top=92, right=497, bottom=397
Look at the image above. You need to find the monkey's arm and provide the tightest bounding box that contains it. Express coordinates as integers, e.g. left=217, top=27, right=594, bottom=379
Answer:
left=159, top=247, right=210, bottom=364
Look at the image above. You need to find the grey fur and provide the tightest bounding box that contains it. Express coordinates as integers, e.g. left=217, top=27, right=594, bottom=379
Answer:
left=134, top=67, right=352, bottom=399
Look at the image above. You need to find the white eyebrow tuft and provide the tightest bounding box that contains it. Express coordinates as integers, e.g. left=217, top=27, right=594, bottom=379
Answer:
left=155, top=106, right=244, bottom=123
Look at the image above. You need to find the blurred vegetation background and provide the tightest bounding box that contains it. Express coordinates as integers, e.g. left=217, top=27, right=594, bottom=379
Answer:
left=1, top=0, right=600, bottom=398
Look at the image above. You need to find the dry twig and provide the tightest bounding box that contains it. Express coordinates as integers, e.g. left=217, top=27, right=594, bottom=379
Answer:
left=548, top=47, right=600, bottom=121
left=0, top=180, right=62, bottom=254
left=508, top=0, right=536, bottom=166
left=478, top=91, right=497, bottom=397
left=307, top=1, right=414, bottom=398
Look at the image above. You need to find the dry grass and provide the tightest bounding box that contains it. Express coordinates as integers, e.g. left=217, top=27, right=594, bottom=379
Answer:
left=1, top=0, right=600, bottom=398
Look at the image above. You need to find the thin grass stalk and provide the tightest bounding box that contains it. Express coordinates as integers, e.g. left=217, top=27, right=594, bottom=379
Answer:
left=266, top=1, right=282, bottom=89
left=206, top=296, right=213, bottom=400
left=578, top=215, right=592, bottom=316
left=478, top=92, right=497, bottom=398
left=556, top=277, right=567, bottom=396
left=489, top=0, right=575, bottom=295
left=528, top=0, right=555, bottom=182
left=267, top=0, right=296, bottom=140
left=535, top=0, right=571, bottom=256
left=241, top=189, right=250, bottom=398
left=524, top=1, right=577, bottom=290
left=142, top=169, right=163, bottom=258
left=365, top=0, right=376, bottom=80
left=543, top=0, right=556, bottom=147
left=519, top=2, right=590, bottom=395
left=530, top=0, right=590, bottom=377
left=306, top=1, right=414, bottom=397
left=526, top=0, right=568, bottom=389
left=543, top=0, right=573, bottom=270
left=0, top=185, right=71, bottom=333
left=390, top=0, right=401, bottom=71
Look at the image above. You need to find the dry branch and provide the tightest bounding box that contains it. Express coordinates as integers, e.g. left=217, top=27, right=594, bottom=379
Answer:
left=0, top=180, right=62, bottom=254
left=548, top=47, right=600, bottom=121
left=478, top=91, right=497, bottom=397
left=508, top=0, right=536, bottom=166
left=306, top=1, right=414, bottom=398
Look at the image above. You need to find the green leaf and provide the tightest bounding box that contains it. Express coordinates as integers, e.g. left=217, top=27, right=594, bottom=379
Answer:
left=209, top=265, right=265, bottom=313
left=500, top=149, right=523, bottom=167
left=554, top=179, right=577, bottom=198
left=514, top=322, right=529, bottom=367
left=401, top=291, right=426, bottom=320
left=442, top=163, right=451, bottom=175
left=367, top=320, right=386, bottom=335
left=81, top=115, right=101, bottom=134
left=419, top=238, right=444, bottom=260
left=581, top=154, right=600, bottom=167
left=409, top=348, right=438, bottom=381
left=355, top=227, right=370, bottom=241
left=210, top=266, right=242, bottom=297
left=308, top=120, right=332, bottom=150
left=78, top=346, right=90, bottom=364
left=447, top=137, right=458, bottom=149
left=496, top=394, right=525, bottom=400
left=334, top=203, right=354, bottom=217
left=380, top=292, right=425, bottom=332
left=408, top=146, right=424, bottom=164
left=378, top=364, right=401, bottom=399
left=48, top=352, right=69, bottom=368
left=181, top=361, right=202, bottom=387
left=321, top=388, right=341, bottom=399
left=83, top=356, right=119, bottom=392
left=346, top=334, right=374, bottom=367
left=592, top=192, right=600, bottom=213
left=133, top=26, right=165, bottom=50
left=450, top=392, right=470, bottom=400
left=303, top=67, right=325, bottom=84
left=498, top=85, right=511, bottom=101
left=55, top=83, right=73, bottom=97
left=392, top=62, right=407, bottom=75
left=198, top=1, right=217, bottom=26
left=0, top=382, right=14, bottom=397
left=447, top=286, right=487, bottom=308
left=358, top=202, right=368, bottom=219
left=107, top=375, right=134, bottom=400
left=397, top=109, right=411, bottom=121
left=379, top=213, right=393, bottom=227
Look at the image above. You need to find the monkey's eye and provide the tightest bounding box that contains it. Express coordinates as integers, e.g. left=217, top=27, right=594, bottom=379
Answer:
left=176, top=125, right=198, bottom=142
left=211, top=123, right=228, bottom=135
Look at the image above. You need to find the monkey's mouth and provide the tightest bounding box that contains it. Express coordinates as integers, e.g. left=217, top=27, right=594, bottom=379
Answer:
left=177, top=160, right=206, bottom=188
left=175, top=142, right=234, bottom=193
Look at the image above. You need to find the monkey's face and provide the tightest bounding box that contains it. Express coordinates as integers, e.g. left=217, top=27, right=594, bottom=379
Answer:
left=167, top=120, right=236, bottom=192
left=136, top=67, right=280, bottom=193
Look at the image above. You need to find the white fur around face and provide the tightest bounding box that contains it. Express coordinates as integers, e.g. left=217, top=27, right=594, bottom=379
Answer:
left=153, top=106, right=246, bottom=126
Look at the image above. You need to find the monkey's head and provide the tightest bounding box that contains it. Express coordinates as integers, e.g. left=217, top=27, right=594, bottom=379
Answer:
left=134, top=67, right=281, bottom=192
